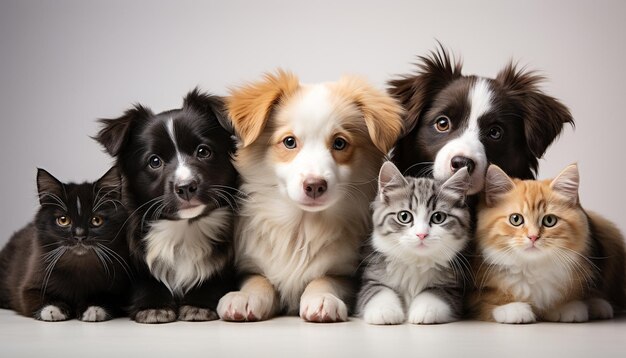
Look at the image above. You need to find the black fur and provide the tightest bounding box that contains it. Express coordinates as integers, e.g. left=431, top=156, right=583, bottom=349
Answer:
left=94, top=88, right=238, bottom=323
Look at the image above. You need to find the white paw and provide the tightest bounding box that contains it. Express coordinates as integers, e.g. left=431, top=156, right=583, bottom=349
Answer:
left=300, top=293, right=348, bottom=323
left=80, top=306, right=110, bottom=322
left=407, top=291, right=454, bottom=324
left=361, top=289, right=405, bottom=325
left=217, top=291, right=274, bottom=321
left=38, top=305, right=68, bottom=322
left=587, top=298, right=613, bottom=320
left=493, top=302, right=536, bottom=324
left=178, top=305, right=218, bottom=322
left=545, top=300, right=588, bottom=323
left=134, top=308, right=177, bottom=324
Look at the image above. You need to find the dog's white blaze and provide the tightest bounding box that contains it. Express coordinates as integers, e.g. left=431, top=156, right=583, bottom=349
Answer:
left=144, top=207, right=231, bottom=295
left=432, top=79, right=493, bottom=194
left=175, top=164, right=193, bottom=182
left=166, top=118, right=186, bottom=166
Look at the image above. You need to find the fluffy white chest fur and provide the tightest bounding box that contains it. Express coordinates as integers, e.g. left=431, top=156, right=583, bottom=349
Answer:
left=383, top=256, right=453, bottom=307
left=144, top=207, right=231, bottom=296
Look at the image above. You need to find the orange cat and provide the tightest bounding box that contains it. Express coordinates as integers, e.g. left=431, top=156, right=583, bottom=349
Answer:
left=471, top=164, right=625, bottom=323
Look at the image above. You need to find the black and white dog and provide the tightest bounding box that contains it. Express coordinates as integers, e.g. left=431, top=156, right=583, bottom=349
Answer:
left=389, top=46, right=574, bottom=192
left=95, top=89, right=237, bottom=323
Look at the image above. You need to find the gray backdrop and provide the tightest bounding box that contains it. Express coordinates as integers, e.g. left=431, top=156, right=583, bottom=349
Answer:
left=1, top=0, right=624, bottom=244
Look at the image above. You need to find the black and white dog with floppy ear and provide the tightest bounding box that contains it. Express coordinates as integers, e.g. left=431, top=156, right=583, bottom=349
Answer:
left=389, top=45, right=574, bottom=193
left=95, top=89, right=238, bottom=324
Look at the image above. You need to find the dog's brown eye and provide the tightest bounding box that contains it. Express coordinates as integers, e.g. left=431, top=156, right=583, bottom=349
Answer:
left=197, top=145, right=211, bottom=158
left=283, top=136, right=297, bottom=149
left=56, top=216, right=71, bottom=227
left=332, top=138, right=347, bottom=151
left=509, top=213, right=524, bottom=227
left=488, top=126, right=503, bottom=140
left=149, top=155, right=162, bottom=169
left=435, top=116, right=450, bottom=132
left=91, top=216, right=104, bottom=227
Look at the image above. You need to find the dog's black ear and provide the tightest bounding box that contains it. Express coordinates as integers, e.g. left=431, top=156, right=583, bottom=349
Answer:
left=496, top=63, right=574, bottom=159
left=93, top=105, right=153, bottom=157
left=183, top=88, right=233, bottom=134
left=388, top=43, right=463, bottom=135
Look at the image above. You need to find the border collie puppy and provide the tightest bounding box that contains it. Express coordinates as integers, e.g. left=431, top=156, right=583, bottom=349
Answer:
left=389, top=45, right=574, bottom=192
left=217, top=70, right=405, bottom=322
left=95, top=89, right=237, bottom=324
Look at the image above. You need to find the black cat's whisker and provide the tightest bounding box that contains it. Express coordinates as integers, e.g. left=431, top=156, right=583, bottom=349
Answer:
left=38, top=192, right=68, bottom=211
left=41, top=247, right=67, bottom=297
left=110, top=195, right=166, bottom=245
left=96, top=243, right=133, bottom=279
left=93, top=247, right=112, bottom=278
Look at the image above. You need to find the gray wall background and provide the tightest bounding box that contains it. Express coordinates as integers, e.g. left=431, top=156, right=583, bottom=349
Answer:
left=0, top=0, right=624, bottom=244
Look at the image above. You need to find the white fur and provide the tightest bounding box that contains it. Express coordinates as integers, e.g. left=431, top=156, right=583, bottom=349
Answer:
left=234, top=83, right=378, bottom=314
left=362, top=288, right=405, bottom=325
left=299, top=292, right=348, bottom=322
left=217, top=290, right=276, bottom=321
left=493, top=302, right=536, bottom=324
left=81, top=306, right=109, bottom=322
left=178, top=204, right=206, bottom=219
left=408, top=291, right=454, bottom=324
left=433, top=79, right=492, bottom=194
left=39, top=305, right=67, bottom=322
left=544, top=300, right=588, bottom=322
left=587, top=298, right=614, bottom=320
left=175, top=164, right=193, bottom=182
left=144, top=207, right=231, bottom=295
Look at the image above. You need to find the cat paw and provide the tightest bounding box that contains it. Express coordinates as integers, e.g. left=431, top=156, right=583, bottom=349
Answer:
left=37, top=305, right=69, bottom=322
left=407, top=291, right=454, bottom=324
left=300, top=293, right=348, bottom=323
left=134, top=308, right=177, bottom=324
left=178, top=305, right=218, bottom=322
left=493, top=302, right=536, bottom=324
left=544, top=300, right=588, bottom=322
left=80, top=306, right=110, bottom=322
left=587, top=298, right=613, bottom=320
left=217, top=291, right=274, bottom=321
left=361, top=290, right=405, bottom=325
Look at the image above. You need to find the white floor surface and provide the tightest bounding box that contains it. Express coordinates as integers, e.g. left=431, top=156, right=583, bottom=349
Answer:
left=1, top=309, right=625, bottom=358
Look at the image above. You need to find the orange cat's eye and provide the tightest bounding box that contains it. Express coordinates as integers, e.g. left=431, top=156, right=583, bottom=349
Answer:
left=91, top=216, right=104, bottom=227
left=509, top=213, right=524, bottom=227
left=56, top=216, right=71, bottom=227
left=542, top=214, right=558, bottom=228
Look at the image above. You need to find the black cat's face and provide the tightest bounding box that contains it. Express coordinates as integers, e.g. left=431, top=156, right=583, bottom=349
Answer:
left=35, top=167, right=127, bottom=257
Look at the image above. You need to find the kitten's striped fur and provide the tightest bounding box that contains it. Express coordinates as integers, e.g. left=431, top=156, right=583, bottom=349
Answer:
left=356, top=162, right=471, bottom=324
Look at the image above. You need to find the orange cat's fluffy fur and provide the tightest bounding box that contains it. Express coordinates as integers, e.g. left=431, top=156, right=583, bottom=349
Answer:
left=470, top=164, right=625, bottom=323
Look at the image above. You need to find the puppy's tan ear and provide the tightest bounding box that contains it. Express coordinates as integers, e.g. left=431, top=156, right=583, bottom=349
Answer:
left=227, top=69, right=300, bottom=147
left=335, top=76, right=405, bottom=154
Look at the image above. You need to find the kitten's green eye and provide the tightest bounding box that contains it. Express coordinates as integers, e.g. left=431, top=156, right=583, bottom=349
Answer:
left=430, top=212, right=447, bottom=224
left=397, top=211, right=413, bottom=224
left=91, top=216, right=104, bottom=227
left=56, top=216, right=71, bottom=227
left=509, top=214, right=524, bottom=226
left=542, top=214, right=558, bottom=228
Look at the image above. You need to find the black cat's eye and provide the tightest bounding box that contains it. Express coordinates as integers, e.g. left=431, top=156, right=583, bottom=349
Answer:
left=56, top=216, right=71, bottom=227
left=430, top=212, right=447, bottom=225
left=91, top=216, right=104, bottom=227
left=542, top=214, right=558, bottom=228
left=148, top=155, right=162, bottom=169
left=488, top=126, right=503, bottom=140
left=196, top=145, right=212, bottom=159
left=509, top=213, right=524, bottom=227
left=283, top=136, right=297, bottom=149
left=332, top=137, right=348, bottom=151
left=435, top=116, right=451, bottom=132
left=396, top=210, right=413, bottom=224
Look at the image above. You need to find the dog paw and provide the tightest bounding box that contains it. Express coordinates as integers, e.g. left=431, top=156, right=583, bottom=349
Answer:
left=493, top=302, right=536, bottom=324
left=217, top=291, right=274, bottom=321
left=361, top=290, right=404, bottom=325
left=37, top=305, right=69, bottom=322
left=544, top=300, right=588, bottom=323
left=80, top=306, right=110, bottom=322
left=587, top=298, right=613, bottom=320
left=178, top=305, right=218, bottom=322
left=134, top=308, right=177, bottom=324
left=300, top=293, right=348, bottom=323
left=407, top=291, right=454, bottom=324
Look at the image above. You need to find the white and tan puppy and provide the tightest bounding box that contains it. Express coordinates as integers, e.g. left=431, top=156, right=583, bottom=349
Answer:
left=217, top=70, right=405, bottom=322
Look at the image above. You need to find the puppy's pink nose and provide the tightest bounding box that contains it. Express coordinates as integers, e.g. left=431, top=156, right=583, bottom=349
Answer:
left=303, top=178, right=327, bottom=199
left=417, top=233, right=428, bottom=240
left=528, top=235, right=539, bottom=243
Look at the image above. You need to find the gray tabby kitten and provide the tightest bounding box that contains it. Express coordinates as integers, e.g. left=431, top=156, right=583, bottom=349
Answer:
left=357, top=161, right=472, bottom=324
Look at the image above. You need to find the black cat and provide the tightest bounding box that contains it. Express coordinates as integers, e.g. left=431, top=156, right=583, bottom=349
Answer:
left=94, top=89, right=237, bottom=324
left=0, top=167, right=131, bottom=321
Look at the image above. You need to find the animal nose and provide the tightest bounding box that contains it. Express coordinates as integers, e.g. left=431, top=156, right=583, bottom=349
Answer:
left=528, top=235, right=539, bottom=243
left=451, top=156, right=475, bottom=174
left=303, top=178, right=328, bottom=199
left=175, top=180, right=198, bottom=201
left=75, top=236, right=86, bottom=243
left=417, top=233, right=428, bottom=240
